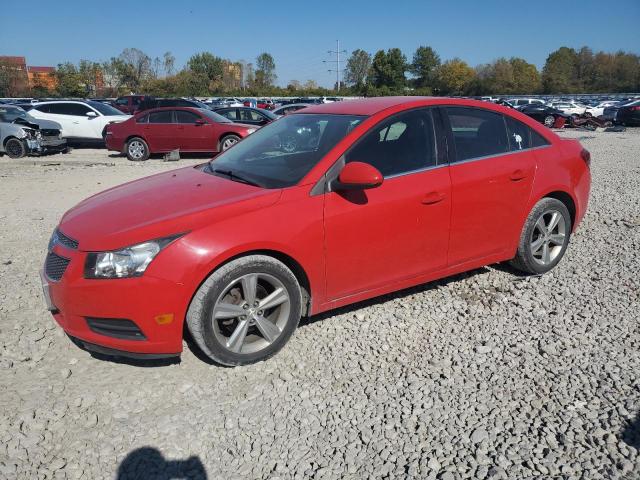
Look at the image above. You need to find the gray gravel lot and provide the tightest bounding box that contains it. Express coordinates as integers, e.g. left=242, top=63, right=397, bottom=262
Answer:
left=0, top=130, right=639, bottom=480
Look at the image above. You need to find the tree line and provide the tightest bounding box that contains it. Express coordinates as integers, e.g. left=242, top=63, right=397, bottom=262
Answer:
left=1, top=45, right=638, bottom=98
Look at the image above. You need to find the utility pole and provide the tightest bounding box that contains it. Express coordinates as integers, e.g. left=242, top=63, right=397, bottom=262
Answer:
left=324, top=40, right=347, bottom=92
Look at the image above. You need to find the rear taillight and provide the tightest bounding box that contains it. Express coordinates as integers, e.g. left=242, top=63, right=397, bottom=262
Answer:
left=580, top=148, right=591, bottom=168
left=629, top=106, right=640, bottom=111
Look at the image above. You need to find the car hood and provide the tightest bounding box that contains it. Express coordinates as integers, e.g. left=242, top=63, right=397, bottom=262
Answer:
left=14, top=117, right=61, bottom=130
left=59, top=165, right=281, bottom=251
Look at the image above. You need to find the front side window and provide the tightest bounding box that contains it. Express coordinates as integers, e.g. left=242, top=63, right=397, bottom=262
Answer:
left=115, top=98, right=128, bottom=105
left=241, top=109, right=264, bottom=122
left=345, top=108, right=437, bottom=177
left=148, top=111, right=173, bottom=123
left=445, top=107, right=508, bottom=162
left=208, top=114, right=365, bottom=188
left=175, top=110, right=201, bottom=124
left=217, top=109, right=238, bottom=121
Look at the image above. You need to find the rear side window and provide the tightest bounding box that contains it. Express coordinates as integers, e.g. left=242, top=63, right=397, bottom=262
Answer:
left=240, top=109, right=265, bottom=122
left=505, top=117, right=531, bottom=151
left=175, top=110, right=201, bottom=124
left=136, top=114, right=149, bottom=124
left=218, top=109, right=238, bottom=121
left=148, top=111, right=173, bottom=123
left=531, top=130, right=550, bottom=147
left=445, top=107, right=508, bottom=162
left=345, top=108, right=437, bottom=177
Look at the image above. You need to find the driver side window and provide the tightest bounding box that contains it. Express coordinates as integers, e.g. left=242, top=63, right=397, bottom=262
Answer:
left=345, top=108, right=437, bottom=178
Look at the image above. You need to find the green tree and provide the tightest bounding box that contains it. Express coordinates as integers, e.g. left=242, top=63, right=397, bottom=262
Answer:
left=542, top=47, right=578, bottom=93
left=78, top=60, right=102, bottom=96
left=434, top=58, right=476, bottom=95
left=344, top=49, right=372, bottom=87
left=255, top=53, right=276, bottom=88
left=187, top=52, right=223, bottom=83
left=510, top=57, right=541, bottom=93
left=369, top=48, right=407, bottom=92
left=55, top=63, right=85, bottom=97
left=118, top=48, right=152, bottom=92
left=410, top=45, right=440, bottom=89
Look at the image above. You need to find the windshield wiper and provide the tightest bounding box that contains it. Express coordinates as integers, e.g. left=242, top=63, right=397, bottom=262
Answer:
left=212, top=168, right=261, bottom=187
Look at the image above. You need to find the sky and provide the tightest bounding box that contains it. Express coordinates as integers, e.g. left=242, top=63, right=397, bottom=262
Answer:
left=1, top=0, right=639, bottom=88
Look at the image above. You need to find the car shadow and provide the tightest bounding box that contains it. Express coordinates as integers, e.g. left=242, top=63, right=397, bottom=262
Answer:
left=116, top=447, right=207, bottom=480
left=67, top=335, right=181, bottom=368
left=621, top=412, right=640, bottom=449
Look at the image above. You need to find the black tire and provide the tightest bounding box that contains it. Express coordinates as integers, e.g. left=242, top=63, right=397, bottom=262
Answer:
left=5, top=138, right=27, bottom=159
left=543, top=115, right=555, bottom=128
left=510, top=197, right=572, bottom=275
left=186, top=255, right=302, bottom=366
left=125, top=137, right=150, bottom=161
left=219, top=134, right=241, bottom=152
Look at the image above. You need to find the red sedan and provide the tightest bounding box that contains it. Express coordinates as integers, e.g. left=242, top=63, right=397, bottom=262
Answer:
left=104, top=107, right=256, bottom=161
left=43, top=97, right=591, bottom=366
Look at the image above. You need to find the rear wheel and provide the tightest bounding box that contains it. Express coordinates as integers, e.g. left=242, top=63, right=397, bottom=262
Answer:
left=5, top=138, right=27, bottom=159
left=125, top=137, right=149, bottom=161
left=510, top=198, right=571, bottom=275
left=186, top=255, right=302, bottom=366
left=220, top=134, right=240, bottom=151
left=543, top=115, right=555, bottom=128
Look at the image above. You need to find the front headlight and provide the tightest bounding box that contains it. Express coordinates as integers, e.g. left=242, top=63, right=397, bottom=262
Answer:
left=22, top=128, right=39, bottom=139
left=84, top=235, right=181, bottom=279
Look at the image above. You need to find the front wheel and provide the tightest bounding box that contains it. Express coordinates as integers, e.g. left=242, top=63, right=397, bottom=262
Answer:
left=543, top=115, right=555, bottom=128
left=125, top=137, right=150, bottom=161
left=510, top=198, right=571, bottom=275
left=220, top=134, right=240, bottom=151
left=5, top=138, right=27, bottom=159
left=186, top=255, right=302, bottom=366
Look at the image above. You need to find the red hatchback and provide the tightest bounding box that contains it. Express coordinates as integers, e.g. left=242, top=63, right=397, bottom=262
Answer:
left=43, top=97, right=590, bottom=366
left=105, top=107, right=256, bottom=161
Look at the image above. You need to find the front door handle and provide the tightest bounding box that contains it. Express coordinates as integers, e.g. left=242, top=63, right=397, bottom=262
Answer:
left=510, top=170, right=526, bottom=181
left=421, top=191, right=446, bottom=205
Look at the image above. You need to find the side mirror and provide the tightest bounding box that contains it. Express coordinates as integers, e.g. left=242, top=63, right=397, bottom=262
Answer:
left=331, top=162, right=383, bottom=191
left=86, top=111, right=98, bottom=118
left=195, top=118, right=206, bottom=125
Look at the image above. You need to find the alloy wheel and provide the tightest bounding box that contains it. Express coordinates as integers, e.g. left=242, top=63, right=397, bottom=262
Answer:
left=211, top=273, right=290, bottom=354
left=128, top=140, right=145, bottom=159
left=221, top=137, right=238, bottom=150
left=530, top=209, right=567, bottom=266
left=543, top=115, right=555, bottom=128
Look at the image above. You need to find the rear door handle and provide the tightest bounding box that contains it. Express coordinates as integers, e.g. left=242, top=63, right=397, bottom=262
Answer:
left=510, top=169, right=526, bottom=181
left=421, top=191, right=446, bottom=205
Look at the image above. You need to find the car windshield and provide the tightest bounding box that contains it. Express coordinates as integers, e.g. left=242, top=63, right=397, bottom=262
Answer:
left=198, top=108, right=232, bottom=123
left=87, top=100, right=124, bottom=116
left=0, top=106, right=33, bottom=122
left=207, top=113, right=366, bottom=189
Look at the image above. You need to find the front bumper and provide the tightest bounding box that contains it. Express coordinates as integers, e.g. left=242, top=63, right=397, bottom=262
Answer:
left=26, top=137, right=69, bottom=156
left=41, top=245, right=188, bottom=356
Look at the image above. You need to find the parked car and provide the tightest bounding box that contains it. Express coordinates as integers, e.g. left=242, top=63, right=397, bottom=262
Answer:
left=0, top=105, right=68, bottom=158
left=28, top=100, right=130, bottom=144
left=549, top=101, right=588, bottom=116
left=256, top=99, right=276, bottom=110
left=42, top=97, right=590, bottom=365
left=519, top=104, right=571, bottom=128
left=506, top=98, right=546, bottom=108
left=213, top=107, right=279, bottom=127
left=112, top=95, right=149, bottom=114
left=613, top=99, right=640, bottom=126
left=272, top=103, right=309, bottom=116
left=137, top=98, right=213, bottom=112
left=104, top=107, right=256, bottom=161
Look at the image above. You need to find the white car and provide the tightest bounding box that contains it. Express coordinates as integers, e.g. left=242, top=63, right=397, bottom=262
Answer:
left=550, top=101, right=588, bottom=116
left=506, top=98, right=546, bottom=108
left=584, top=101, right=619, bottom=118
left=28, top=100, right=130, bottom=143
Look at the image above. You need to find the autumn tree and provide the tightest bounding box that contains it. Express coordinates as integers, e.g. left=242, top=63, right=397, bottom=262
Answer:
left=542, top=47, right=579, bottom=93
left=435, top=58, right=476, bottom=95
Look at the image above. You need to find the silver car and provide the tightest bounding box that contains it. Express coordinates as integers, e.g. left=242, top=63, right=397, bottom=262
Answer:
left=0, top=105, right=68, bottom=158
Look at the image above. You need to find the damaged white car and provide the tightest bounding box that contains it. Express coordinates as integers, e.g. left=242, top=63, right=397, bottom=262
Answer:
left=0, top=105, right=69, bottom=159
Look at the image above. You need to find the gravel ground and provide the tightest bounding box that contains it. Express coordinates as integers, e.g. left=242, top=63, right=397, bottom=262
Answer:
left=0, top=130, right=639, bottom=480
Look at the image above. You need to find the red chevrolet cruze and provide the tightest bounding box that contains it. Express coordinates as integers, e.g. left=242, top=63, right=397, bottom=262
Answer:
left=105, top=107, right=256, bottom=161
left=42, top=97, right=591, bottom=366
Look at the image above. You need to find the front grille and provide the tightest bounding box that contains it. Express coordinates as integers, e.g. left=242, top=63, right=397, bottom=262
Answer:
left=86, top=318, right=146, bottom=341
left=45, top=252, right=70, bottom=281
left=56, top=229, right=79, bottom=249
left=40, top=129, right=60, bottom=137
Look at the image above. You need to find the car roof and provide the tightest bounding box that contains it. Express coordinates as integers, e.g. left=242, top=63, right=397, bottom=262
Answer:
left=297, top=96, right=511, bottom=116
left=33, top=100, right=89, bottom=105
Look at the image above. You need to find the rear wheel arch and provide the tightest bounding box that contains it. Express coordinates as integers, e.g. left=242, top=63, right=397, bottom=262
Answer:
left=542, top=190, right=576, bottom=230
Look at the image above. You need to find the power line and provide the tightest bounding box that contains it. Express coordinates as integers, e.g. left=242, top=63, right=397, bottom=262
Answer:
left=323, top=40, right=347, bottom=91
